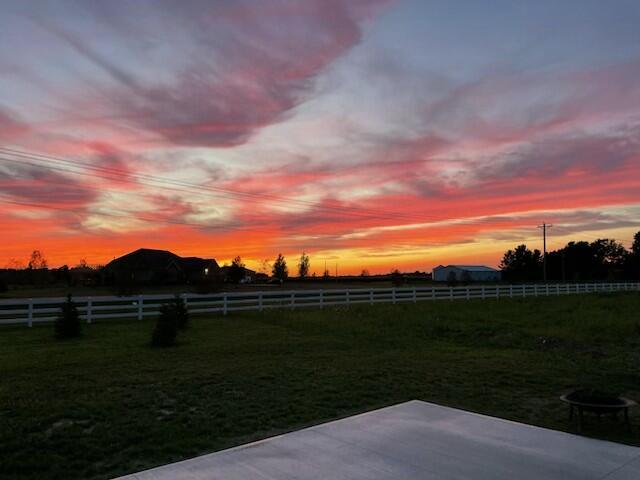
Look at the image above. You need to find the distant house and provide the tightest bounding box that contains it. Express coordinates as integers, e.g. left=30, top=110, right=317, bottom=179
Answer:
left=220, top=266, right=256, bottom=284
left=103, top=248, right=219, bottom=285
left=432, top=265, right=501, bottom=282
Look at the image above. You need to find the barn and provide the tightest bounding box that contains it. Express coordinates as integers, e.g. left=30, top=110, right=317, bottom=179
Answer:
left=432, top=265, right=501, bottom=282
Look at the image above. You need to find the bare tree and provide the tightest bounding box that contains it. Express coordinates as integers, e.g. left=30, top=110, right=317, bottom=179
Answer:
left=28, top=250, right=47, bottom=270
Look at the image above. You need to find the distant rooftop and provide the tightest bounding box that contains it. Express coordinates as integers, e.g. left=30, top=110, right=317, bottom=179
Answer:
left=434, top=265, right=499, bottom=272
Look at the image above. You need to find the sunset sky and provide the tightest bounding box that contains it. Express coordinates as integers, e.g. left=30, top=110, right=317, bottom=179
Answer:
left=1, top=0, right=640, bottom=274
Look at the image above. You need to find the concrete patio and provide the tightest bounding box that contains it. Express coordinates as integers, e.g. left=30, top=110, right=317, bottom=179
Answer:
left=115, top=400, right=640, bottom=479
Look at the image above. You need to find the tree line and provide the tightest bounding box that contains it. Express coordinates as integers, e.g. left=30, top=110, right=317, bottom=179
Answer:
left=500, top=231, right=640, bottom=282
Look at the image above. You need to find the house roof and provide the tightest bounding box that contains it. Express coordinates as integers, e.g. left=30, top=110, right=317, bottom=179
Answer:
left=434, top=265, right=499, bottom=272
left=180, top=257, right=220, bottom=272
left=105, top=248, right=218, bottom=274
left=105, top=248, right=180, bottom=271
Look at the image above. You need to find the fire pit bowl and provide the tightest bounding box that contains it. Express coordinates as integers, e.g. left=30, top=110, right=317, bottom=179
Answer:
left=560, top=389, right=636, bottom=432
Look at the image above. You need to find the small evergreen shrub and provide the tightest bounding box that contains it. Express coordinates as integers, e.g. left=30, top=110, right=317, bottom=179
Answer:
left=151, top=303, right=178, bottom=347
left=174, top=295, right=189, bottom=330
left=54, top=294, right=82, bottom=339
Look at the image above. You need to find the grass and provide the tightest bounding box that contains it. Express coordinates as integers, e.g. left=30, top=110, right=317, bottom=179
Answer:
left=1, top=292, right=639, bottom=480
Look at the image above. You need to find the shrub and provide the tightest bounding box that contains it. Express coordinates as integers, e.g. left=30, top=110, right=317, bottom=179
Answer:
left=174, top=295, right=189, bottom=330
left=151, top=303, right=178, bottom=347
left=54, top=294, right=82, bottom=339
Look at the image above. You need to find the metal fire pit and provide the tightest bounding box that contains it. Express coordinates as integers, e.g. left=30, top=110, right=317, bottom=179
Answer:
left=560, top=390, right=636, bottom=432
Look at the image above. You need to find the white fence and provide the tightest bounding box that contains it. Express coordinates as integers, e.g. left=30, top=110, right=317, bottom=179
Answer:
left=0, top=282, right=638, bottom=327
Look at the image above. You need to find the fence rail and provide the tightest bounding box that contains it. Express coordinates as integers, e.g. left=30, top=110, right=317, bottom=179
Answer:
left=1, top=282, right=638, bottom=327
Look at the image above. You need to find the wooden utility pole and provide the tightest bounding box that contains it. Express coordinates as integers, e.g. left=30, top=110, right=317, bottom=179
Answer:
left=538, top=223, right=552, bottom=282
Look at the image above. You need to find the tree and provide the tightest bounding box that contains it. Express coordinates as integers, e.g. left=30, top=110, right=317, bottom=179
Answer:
left=28, top=250, right=47, bottom=270
left=360, top=269, right=370, bottom=277
left=258, top=259, right=271, bottom=276
left=174, top=295, right=189, bottom=331
left=272, top=254, right=288, bottom=282
left=298, top=252, right=310, bottom=278
left=590, top=239, right=627, bottom=279
left=391, top=269, right=405, bottom=286
left=624, top=231, right=640, bottom=280
left=5, top=258, right=24, bottom=269
left=499, top=244, right=542, bottom=281
left=632, top=231, right=640, bottom=256
left=151, top=303, right=178, bottom=347
left=228, top=255, right=245, bottom=283
left=54, top=295, right=82, bottom=339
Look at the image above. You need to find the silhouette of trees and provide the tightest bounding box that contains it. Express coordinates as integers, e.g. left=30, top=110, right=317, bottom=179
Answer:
left=501, top=232, right=640, bottom=281
left=500, top=244, right=542, bottom=281
left=228, top=255, right=245, bottom=283
left=391, top=269, right=405, bottom=286
left=297, top=252, right=310, bottom=278
left=28, top=250, right=47, bottom=270
left=633, top=232, right=640, bottom=256
left=272, top=254, right=288, bottom=282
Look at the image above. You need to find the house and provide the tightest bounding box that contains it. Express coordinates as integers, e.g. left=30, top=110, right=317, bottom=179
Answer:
left=432, top=265, right=501, bottom=282
left=179, top=257, right=220, bottom=283
left=103, top=248, right=219, bottom=285
left=220, top=266, right=256, bottom=284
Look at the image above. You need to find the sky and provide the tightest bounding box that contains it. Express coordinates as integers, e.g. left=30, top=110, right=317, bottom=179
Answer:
left=1, top=0, right=640, bottom=274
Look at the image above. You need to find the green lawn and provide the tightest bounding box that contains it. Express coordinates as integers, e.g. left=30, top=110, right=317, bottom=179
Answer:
left=1, top=293, right=639, bottom=480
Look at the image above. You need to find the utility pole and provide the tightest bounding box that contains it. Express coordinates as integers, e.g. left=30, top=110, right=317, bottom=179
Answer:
left=538, top=223, right=552, bottom=282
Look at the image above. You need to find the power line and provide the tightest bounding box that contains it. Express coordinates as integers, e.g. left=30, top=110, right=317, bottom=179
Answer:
left=0, top=147, right=443, bottom=223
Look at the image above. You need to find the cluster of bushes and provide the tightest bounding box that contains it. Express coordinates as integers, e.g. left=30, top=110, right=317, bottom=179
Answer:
left=53, top=295, right=190, bottom=347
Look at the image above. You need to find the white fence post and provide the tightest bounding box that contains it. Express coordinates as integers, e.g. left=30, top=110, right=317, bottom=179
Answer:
left=432, top=287, right=436, bottom=300
left=346, top=290, right=350, bottom=306
left=320, top=290, right=324, bottom=309
left=509, top=285, right=513, bottom=298
left=369, top=289, right=374, bottom=305
left=413, top=287, right=417, bottom=303
left=481, top=286, right=485, bottom=300
left=449, top=287, right=453, bottom=301
left=87, top=297, right=92, bottom=324
left=223, top=293, right=228, bottom=315
left=27, top=299, right=33, bottom=327
left=392, top=288, right=397, bottom=305
left=290, top=291, right=295, bottom=310
left=259, top=292, right=263, bottom=311
left=466, top=287, right=470, bottom=300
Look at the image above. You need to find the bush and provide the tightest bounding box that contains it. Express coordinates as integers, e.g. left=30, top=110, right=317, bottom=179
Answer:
left=151, top=303, right=178, bottom=347
left=54, top=294, right=82, bottom=339
left=174, top=295, right=189, bottom=330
